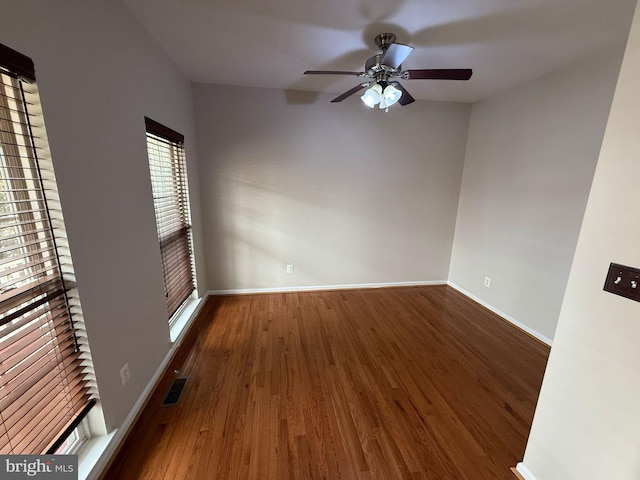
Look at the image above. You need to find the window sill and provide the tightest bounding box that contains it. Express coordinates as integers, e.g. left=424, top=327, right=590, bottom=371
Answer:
left=78, top=430, right=116, bottom=480
left=170, top=296, right=201, bottom=343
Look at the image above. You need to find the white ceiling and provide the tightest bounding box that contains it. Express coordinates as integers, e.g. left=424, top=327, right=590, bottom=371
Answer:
left=121, top=0, right=637, bottom=103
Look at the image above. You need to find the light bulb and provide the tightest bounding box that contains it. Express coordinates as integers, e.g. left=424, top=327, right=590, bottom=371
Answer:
left=383, top=84, right=402, bottom=107
left=360, top=84, right=382, bottom=108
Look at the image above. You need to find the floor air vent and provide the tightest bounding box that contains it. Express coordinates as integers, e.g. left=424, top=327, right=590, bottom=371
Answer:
left=163, top=377, right=188, bottom=405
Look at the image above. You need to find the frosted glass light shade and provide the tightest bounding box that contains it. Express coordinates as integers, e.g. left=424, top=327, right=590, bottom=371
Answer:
left=361, top=84, right=383, bottom=108
left=383, top=84, right=402, bottom=107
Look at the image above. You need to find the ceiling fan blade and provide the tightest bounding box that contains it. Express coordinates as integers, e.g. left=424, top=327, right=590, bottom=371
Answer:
left=304, top=70, right=364, bottom=76
left=405, top=69, right=473, bottom=80
left=331, top=84, right=367, bottom=103
left=381, top=43, right=414, bottom=69
left=393, top=83, right=415, bottom=106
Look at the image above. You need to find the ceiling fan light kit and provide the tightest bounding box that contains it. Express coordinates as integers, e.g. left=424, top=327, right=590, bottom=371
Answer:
left=361, top=82, right=402, bottom=111
left=304, top=33, right=472, bottom=110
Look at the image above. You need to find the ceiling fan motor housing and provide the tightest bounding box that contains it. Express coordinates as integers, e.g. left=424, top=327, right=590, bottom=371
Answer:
left=365, top=54, right=399, bottom=79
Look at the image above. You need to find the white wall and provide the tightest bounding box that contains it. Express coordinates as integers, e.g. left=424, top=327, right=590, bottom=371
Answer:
left=0, top=0, right=206, bottom=430
left=193, top=85, right=471, bottom=291
left=519, top=2, right=640, bottom=479
left=449, top=49, right=624, bottom=341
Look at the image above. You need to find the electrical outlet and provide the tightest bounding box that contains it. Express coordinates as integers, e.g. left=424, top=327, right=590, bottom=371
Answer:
left=286, top=264, right=294, bottom=274
left=484, top=276, right=491, bottom=288
left=120, top=362, right=130, bottom=387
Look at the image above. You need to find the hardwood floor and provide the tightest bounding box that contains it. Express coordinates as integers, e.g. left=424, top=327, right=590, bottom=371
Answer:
left=102, top=286, right=549, bottom=480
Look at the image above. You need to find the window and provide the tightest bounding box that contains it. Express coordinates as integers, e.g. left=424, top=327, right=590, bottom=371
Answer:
left=145, top=117, right=196, bottom=324
left=54, top=417, right=89, bottom=455
left=0, top=43, right=96, bottom=454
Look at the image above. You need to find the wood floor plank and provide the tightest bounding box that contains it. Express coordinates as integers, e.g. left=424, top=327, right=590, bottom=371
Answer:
left=102, top=286, right=549, bottom=480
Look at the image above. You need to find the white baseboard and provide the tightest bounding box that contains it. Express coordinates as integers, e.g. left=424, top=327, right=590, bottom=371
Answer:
left=447, top=282, right=552, bottom=346
left=516, top=462, right=538, bottom=480
left=85, top=353, right=174, bottom=479
left=85, top=294, right=210, bottom=480
left=208, top=280, right=447, bottom=296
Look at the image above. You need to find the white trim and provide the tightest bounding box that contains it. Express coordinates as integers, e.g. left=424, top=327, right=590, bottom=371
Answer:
left=447, top=282, right=553, bottom=346
left=516, top=462, right=538, bottom=480
left=82, top=359, right=169, bottom=479
left=78, top=431, right=116, bottom=480
left=82, top=294, right=209, bottom=480
left=208, top=280, right=447, bottom=296
left=169, top=295, right=201, bottom=342
left=170, top=292, right=210, bottom=347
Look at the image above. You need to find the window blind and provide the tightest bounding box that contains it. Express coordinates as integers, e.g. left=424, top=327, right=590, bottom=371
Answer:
left=0, top=43, right=96, bottom=455
left=145, top=117, right=195, bottom=321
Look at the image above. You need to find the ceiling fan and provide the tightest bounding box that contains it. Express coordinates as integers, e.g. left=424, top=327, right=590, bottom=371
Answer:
left=304, top=33, right=472, bottom=110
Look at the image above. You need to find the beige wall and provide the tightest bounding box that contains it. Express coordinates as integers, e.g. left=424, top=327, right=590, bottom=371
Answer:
left=193, top=85, right=471, bottom=291
left=0, top=0, right=206, bottom=430
left=449, top=49, right=624, bottom=341
left=519, top=2, right=640, bottom=479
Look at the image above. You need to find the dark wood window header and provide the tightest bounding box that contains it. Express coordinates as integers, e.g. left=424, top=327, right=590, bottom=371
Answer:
left=0, top=43, right=35, bottom=81
left=145, top=117, right=184, bottom=144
